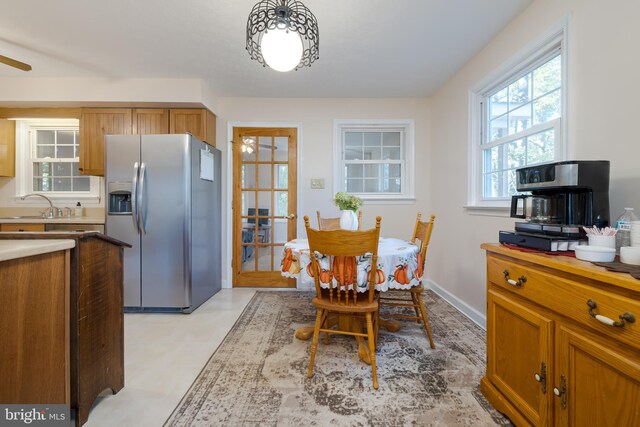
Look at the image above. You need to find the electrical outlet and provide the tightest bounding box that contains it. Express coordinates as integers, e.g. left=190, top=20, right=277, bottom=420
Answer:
left=310, top=178, right=325, bottom=189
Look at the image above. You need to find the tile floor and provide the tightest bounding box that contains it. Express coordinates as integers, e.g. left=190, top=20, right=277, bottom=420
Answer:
left=83, top=288, right=257, bottom=427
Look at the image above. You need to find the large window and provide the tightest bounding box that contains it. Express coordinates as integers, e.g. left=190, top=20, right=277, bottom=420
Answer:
left=469, top=25, right=566, bottom=207
left=334, top=120, right=415, bottom=201
left=15, top=119, right=100, bottom=201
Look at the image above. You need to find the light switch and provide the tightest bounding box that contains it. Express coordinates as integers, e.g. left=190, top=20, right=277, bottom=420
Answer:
left=310, top=178, right=324, bottom=189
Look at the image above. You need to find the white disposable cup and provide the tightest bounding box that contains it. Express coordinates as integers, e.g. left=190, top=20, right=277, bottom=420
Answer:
left=620, top=246, right=640, bottom=265
left=630, top=221, right=640, bottom=246
left=588, top=235, right=616, bottom=250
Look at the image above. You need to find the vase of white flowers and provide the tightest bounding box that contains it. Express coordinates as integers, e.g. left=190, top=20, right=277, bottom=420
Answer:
left=333, top=192, right=363, bottom=230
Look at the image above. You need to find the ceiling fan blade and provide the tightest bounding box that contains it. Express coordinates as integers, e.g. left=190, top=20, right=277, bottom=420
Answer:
left=0, top=54, right=32, bottom=71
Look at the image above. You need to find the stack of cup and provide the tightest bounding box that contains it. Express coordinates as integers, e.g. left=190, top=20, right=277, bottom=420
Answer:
left=587, top=234, right=616, bottom=250
left=620, top=221, right=640, bottom=265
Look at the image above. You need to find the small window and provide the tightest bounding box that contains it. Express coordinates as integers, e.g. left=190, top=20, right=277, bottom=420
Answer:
left=15, top=119, right=100, bottom=202
left=31, top=129, right=90, bottom=192
left=334, top=120, right=414, bottom=201
left=468, top=24, right=566, bottom=208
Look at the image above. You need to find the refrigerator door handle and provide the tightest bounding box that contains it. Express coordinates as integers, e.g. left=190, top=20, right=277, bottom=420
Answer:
left=131, top=162, right=140, bottom=234
left=139, top=162, right=147, bottom=234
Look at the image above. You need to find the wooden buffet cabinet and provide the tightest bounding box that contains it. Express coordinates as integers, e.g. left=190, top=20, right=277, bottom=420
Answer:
left=481, top=244, right=640, bottom=426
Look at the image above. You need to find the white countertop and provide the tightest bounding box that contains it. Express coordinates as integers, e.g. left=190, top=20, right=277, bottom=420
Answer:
left=0, top=239, right=76, bottom=262
left=0, top=216, right=104, bottom=224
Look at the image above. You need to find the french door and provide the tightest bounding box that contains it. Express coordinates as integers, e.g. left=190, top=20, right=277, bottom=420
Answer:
left=232, top=127, right=297, bottom=287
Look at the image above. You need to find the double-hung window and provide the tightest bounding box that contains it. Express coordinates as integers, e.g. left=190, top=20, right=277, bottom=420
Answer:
left=334, top=119, right=415, bottom=201
left=469, top=25, right=566, bottom=207
left=15, top=119, right=100, bottom=201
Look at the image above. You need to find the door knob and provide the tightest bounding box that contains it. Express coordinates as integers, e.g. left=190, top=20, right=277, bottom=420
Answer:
left=286, top=213, right=296, bottom=220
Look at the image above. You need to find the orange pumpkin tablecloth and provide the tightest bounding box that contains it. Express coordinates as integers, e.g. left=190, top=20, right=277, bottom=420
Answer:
left=280, top=237, right=422, bottom=292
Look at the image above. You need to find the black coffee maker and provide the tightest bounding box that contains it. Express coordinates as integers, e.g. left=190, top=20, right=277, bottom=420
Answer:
left=500, top=160, right=610, bottom=251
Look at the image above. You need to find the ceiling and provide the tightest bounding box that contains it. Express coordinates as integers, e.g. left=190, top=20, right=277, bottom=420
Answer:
left=0, top=0, right=532, bottom=98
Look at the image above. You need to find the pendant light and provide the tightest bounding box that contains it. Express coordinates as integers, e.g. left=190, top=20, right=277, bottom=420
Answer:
left=246, top=0, right=319, bottom=72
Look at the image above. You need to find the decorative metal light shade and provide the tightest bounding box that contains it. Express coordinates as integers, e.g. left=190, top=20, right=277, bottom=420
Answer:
left=246, top=0, right=319, bottom=72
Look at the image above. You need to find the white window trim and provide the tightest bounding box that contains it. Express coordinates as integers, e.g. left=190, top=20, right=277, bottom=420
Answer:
left=466, top=17, right=569, bottom=213
left=14, top=119, right=102, bottom=206
left=333, top=119, right=415, bottom=202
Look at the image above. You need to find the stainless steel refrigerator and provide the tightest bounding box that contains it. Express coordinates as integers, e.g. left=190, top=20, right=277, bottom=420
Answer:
left=105, top=134, right=221, bottom=313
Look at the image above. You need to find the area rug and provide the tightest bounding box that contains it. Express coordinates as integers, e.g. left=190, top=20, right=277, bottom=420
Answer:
left=164, top=291, right=511, bottom=426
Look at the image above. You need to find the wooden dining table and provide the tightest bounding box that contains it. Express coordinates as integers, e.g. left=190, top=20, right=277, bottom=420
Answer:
left=280, top=237, right=424, bottom=364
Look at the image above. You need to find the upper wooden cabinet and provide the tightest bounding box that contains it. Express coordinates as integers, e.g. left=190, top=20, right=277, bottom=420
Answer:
left=133, top=109, right=169, bottom=134
left=169, top=109, right=216, bottom=146
left=8, top=107, right=217, bottom=177
left=0, top=119, right=16, bottom=177
left=79, top=109, right=132, bottom=176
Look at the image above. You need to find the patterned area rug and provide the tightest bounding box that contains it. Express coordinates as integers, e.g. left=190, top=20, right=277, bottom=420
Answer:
left=164, top=291, right=511, bottom=426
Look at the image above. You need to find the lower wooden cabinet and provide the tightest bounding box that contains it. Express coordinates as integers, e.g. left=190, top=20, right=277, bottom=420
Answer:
left=486, top=290, right=553, bottom=426
left=0, top=232, right=130, bottom=426
left=555, top=325, right=640, bottom=427
left=0, top=223, right=45, bottom=232
left=481, top=244, right=640, bottom=426
left=0, top=249, right=71, bottom=405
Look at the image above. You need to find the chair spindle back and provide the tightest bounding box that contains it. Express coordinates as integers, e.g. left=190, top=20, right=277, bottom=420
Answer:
left=411, top=213, right=436, bottom=269
left=304, top=215, right=381, bottom=304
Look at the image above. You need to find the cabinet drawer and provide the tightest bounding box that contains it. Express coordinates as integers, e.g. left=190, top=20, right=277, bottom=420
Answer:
left=488, top=254, right=640, bottom=351
left=0, top=223, right=45, bottom=232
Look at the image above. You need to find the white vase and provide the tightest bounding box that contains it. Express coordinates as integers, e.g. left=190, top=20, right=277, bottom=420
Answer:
left=339, top=210, right=358, bottom=230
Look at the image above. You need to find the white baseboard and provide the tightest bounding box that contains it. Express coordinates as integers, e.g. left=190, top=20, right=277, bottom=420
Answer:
left=424, top=279, right=486, bottom=330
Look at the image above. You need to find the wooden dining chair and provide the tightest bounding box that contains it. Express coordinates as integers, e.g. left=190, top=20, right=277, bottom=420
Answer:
left=379, top=213, right=436, bottom=349
left=304, top=215, right=382, bottom=389
left=316, top=210, right=362, bottom=230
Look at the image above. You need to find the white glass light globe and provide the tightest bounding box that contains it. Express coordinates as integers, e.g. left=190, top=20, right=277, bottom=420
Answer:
left=260, top=28, right=303, bottom=72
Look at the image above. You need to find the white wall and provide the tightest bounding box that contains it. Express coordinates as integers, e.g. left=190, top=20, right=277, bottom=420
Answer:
left=0, top=77, right=210, bottom=106
left=429, top=0, right=640, bottom=323
left=216, top=97, right=431, bottom=288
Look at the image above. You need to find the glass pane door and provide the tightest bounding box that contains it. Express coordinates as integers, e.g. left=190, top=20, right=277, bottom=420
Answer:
left=234, top=128, right=297, bottom=287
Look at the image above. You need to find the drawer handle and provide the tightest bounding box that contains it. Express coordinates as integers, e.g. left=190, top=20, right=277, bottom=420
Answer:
left=586, top=299, right=636, bottom=328
left=503, top=269, right=526, bottom=287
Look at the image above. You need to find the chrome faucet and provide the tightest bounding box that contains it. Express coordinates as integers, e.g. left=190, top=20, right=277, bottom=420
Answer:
left=21, top=193, right=57, bottom=218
